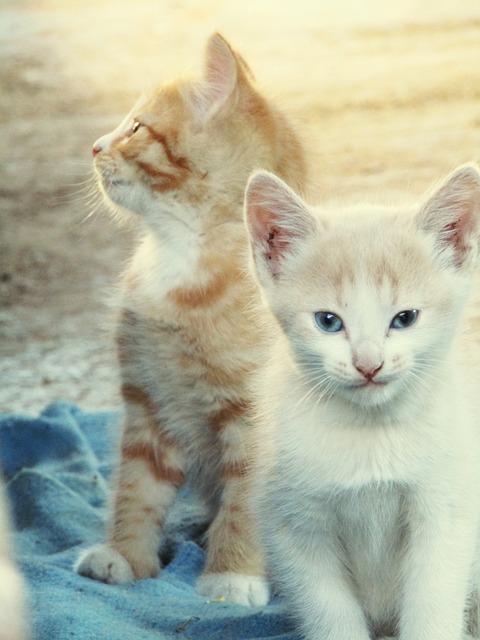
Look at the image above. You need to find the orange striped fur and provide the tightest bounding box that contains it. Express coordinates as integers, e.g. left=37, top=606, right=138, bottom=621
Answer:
left=75, top=33, right=307, bottom=605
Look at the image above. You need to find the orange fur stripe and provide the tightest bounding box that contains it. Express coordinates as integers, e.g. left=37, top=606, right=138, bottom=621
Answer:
left=144, top=125, right=190, bottom=171
left=136, top=160, right=186, bottom=192
left=222, top=459, right=247, bottom=480
left=121, top=383, right=153, bottom=409
left=122, top=442, right=185, bottom=487
left=209, top=400, right=250, bottom=433
left=136, top=161, right=176, bottom=182
left=169, top=271, right=230, bottom=308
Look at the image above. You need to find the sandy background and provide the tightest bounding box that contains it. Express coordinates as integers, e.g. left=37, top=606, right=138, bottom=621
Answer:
left=1, top=0, right=479, bottom=414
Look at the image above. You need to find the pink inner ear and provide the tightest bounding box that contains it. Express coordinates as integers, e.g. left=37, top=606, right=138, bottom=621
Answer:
left=266, top=226, right=292, bottom=263
left=261, top=222, right=298, bottom=279
left=443, top=220, right=461, bottom=247
left=246, top=171, right=315, bottom=279
left=418, top=166, right=480, bottom=269
left=246, top=198, right=289, bottom=279
left=202, top=35, right=237, bottom=109
left=206, top=50, right=234, bottom=91
left=442, top=214, right=474, bottom=267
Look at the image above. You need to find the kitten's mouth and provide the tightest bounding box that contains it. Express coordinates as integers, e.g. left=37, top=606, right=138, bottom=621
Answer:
left=354, top=379, right=387, bottom=389
left=94, top=164, right=128, bottom=189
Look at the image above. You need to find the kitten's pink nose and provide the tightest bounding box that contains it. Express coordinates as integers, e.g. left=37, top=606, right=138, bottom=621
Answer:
left=354, top=362, right=384, bottom=380
left=353, top=340, right=384, bottom=380
left=92, top=143, right=102, bottom=157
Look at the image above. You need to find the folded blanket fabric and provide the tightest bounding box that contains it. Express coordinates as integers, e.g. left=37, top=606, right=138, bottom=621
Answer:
left=0, top=401, right=297, bottom=640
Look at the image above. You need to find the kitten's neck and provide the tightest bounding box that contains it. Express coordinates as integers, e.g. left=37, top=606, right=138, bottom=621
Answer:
left=144, top=194, right=243, bottom=244
left=124, top=204, right=248, bottom=306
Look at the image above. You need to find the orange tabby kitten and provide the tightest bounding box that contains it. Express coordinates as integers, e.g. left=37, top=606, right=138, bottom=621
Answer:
left=75, top=33, right=306, bottom=605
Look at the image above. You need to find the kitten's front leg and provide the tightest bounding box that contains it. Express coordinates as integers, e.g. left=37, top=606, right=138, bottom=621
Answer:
left=268, top=512, right=371, bottom=640
left=0, top=484, right=27, bottom=640
left=196, top=411, right=269, bottom=607
left=400, top=489, right=478, bottom=640
left=197, top=474, right=269, bottom=606
left=76, top=386, right=186, bottom=583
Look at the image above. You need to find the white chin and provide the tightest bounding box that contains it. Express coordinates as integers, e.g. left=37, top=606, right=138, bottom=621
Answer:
left=100, top=184, right=140, bottom=218
left=100, top=181, right=127, bottom=204
left=346, top=383, right=396, bottom=408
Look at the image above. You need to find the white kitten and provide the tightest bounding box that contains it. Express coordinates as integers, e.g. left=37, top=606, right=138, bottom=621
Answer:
left=0, top=480, right=26, bottom=640
left=244, top=166, right=480, bottom=640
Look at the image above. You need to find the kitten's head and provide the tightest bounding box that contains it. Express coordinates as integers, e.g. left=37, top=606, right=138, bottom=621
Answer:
left=245, top=166, right=480, bottom=409
left=92, top=33, right=305, bottom=234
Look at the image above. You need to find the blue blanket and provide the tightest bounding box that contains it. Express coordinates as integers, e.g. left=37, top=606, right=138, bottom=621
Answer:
left=0, top=401, right=297, bottom=639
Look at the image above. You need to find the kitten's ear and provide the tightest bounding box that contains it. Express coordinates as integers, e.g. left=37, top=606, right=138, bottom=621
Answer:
left=188, top=33, right=243, bottom=122
left=245, top=170, right=315, bottom=283
left=416, top=165, right=480, bottom=271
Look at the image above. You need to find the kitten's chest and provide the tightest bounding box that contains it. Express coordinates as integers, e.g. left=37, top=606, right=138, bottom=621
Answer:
left=117, top=290, right=270, bottom=442
left=333, top=485, right=405, bottom=616
left=335, top=485, right=404, bottom=562
left=290, top=418, right=431, bottom=489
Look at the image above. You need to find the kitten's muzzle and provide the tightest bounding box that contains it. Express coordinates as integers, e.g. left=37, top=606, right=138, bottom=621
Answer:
left=352, top=340, right=384, bottom=381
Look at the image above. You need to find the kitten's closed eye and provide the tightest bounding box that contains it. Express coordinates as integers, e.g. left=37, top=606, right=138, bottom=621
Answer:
left=131, top=120, right=143, bottom=135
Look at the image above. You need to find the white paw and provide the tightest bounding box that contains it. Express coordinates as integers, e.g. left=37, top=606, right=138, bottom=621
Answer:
left=0, top=559, right=27, bottom=640
left=196, top=572, right=270, bottom=607
left=74, top=544, right=135, bottom=585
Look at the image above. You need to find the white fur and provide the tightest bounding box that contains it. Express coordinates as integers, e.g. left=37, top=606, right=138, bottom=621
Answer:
left=75, top=544, right=135, bottom=584
left=0, top=560, right=26, bottom=640
left=245, top=167, right=480, bottom=640
left=196, top=572, right=269, bottom=607
left=0, top=482, right=26, bottom=640
left=125, top=221, right=202, bottom=307
left=0, top=547, right=26, bottom=638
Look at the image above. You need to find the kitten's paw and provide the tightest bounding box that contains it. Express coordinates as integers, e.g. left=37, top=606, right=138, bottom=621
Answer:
left=75, top=544, right=135, bottom=584
left=196, top=572, right=270, bottom=607
left=0, top=559, right=27, bottom=640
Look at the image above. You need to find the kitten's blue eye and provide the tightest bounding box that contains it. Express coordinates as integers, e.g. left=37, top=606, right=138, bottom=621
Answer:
left=390, top=309, right=419, bottom=330
left=314, top=312, right=344, bottom=333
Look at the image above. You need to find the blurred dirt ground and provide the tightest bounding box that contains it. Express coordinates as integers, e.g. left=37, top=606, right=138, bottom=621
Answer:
left=1, top=0, right=479, bottom=414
